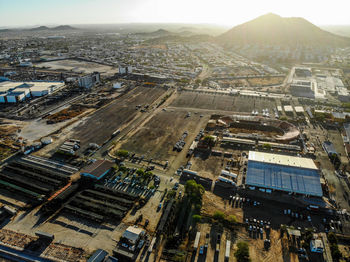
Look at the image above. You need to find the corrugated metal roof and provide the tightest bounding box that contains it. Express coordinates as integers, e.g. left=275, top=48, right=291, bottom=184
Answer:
left=81, top=160, right=114, bottom=179
left=246, top=153, right=322, bottom=197
left=248, top=151, right=317, bottom=170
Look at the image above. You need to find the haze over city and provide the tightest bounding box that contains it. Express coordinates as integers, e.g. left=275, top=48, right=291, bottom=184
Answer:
left=1, top=0, right=350, bottom=27
left=1, top=0, right=350, bottom=262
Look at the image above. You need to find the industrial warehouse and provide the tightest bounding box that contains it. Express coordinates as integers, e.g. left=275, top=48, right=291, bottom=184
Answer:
left=246, top=151, right=323, bottom=197
left=0, top=81, right=64, bottom=103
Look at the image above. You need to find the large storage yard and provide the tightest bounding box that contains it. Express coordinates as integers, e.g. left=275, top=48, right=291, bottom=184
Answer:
left=170, top=90, right=277, bottom=113
left=72, top=86, right=167, bottom=151
left=120, top=110, right=210, bottom=162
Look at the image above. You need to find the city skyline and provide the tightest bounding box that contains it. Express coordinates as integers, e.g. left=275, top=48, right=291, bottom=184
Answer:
left=0, top=0, right=350, bottom=28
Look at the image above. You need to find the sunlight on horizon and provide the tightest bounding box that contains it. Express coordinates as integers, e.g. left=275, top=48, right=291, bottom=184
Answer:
left=0, top=0, right=349, bottom=27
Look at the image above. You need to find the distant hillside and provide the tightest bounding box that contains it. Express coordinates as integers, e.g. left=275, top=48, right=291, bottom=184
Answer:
left=0, top=25, right=77, bottom=33
left=146, top=34, right=213, bottom=44
left=52, top=25, right=76, bottom=30
left=217, top=13, right=350, bottom=47
left=321, top=25, right=350, bottom=37
left=136, top=28, right=173, bottom=37
left=28, top=26, right=50, bottom=31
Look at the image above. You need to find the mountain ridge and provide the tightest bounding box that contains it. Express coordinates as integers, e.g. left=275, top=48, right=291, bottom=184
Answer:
left=217, top=13, right=350, bottom=47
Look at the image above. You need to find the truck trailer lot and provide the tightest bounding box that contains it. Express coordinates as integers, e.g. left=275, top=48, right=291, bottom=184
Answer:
left=170, top=90, right=277, bottom=113
left=71, top=86, right=167, bottom=151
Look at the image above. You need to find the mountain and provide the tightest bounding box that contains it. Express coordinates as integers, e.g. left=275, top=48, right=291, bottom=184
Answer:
left=18, top=25, right=77, bottom=32
left=52, top=25, right=76, bottom=30
left=136, top=28, right=173, bottom=37
left=28, top=26, right=50, bottom=31
left=217, top=13, right=350, bottom=47
left=321, top=25, right=350, bottom=37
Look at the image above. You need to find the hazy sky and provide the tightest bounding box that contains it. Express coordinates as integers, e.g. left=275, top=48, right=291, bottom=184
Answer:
left=0, top=0, right=349, bottom=27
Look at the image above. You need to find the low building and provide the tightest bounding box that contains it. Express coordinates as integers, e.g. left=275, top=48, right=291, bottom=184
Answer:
left=6, top=91, right=25, bottom=103
left=87, top=249, right=108, bottom=262
left=246, top=151, right=322, bottom=197
left=80, top=160, right=114, bottom=180
left=290, top=80, right=315, bottom=99
left=122, top=226, right=145, bottom=246
left=283, top=105, right=294, bottom=115
left=113, top=82, right=122, bottom=89
left=294, top=106, right=305, bottom=115
left=78, top=72, right=100, bottom=88
left=0, top=81, right=64, bottom=103
left=294, top=67, right=312, bottom=78
left=310, top=239, right=324, bottom=253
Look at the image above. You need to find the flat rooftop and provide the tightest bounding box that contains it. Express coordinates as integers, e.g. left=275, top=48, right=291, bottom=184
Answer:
left=294, top=106, right=305, bottom=113
left=81, top=160, right=114, bottom=179
left=0, top=81, right=64, bottom=93
left=247, top=151, right=322, bottom=197
left=248, top=151, right=317, bottom=170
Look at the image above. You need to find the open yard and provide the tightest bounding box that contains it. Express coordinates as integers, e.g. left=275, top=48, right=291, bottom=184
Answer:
left=36, top=59, right=118, bottom=76
left=170, top=91, right=277, bottom=113
left=119, top=110, right=210, bottom=162
left=247, top=76, right=285, bottom=87
left=71, top=86, right=167, bottom=151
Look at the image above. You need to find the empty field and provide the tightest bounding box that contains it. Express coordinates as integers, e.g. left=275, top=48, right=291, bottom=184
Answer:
left=170, top=91, right=277, bottom=112
left=247, top=76, right=285, bottom=86
left=36, top=59, right=117, bottom=76
left=120, top=110, right=210, bottom=162
left=72, top=86, right=166, bottom=150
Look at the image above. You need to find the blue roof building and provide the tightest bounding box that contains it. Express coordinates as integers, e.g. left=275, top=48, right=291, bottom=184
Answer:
left=246, top=151, right=322, bottom=197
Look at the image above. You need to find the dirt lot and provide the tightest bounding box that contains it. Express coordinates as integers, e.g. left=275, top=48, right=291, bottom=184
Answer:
left=0, top=119, right=22, bottom=160
left=194, top=223, right=283, bottom=262
left=201, top=191, right=243, bottom=223
left=247, top=76, right=285, bottom=87
left=71, top=86, right=167, bottom=151
left=122, top=190, right=163, bottom=234
left=190, top=154, right=224, bottom=180
left=119, top=110, right=210, bottom=162
left=235, top=227, right=284, bottom=262
left=46, top=105, right=89, bottom=123
left=36, top=59, right=118, bottom=76
left=170, top=91, right=277, bottom=113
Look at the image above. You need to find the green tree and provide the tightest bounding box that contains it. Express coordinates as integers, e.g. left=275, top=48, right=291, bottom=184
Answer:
left=118, top=165, right=127, bottom=172
left=116, top=149, right=129, bottom=158
left=192, top=214, right=202, bottom=224
left=227, top=215, right=237, bottom=224
left=234, top=241, right=250, bottom=262
left=328, top=232, right=342, bottom=261
left=185, top=180, right=205, bottom=204
left=136, top=168, right=145, bottom=176
left=195, top=79, right=202, bottom=86
left=262, top=143, right=271, bottom=150
left=142, top=171, right=153, bottom=179
left=280, top=116, right=288, bottom=121
left=213, top=211, right=225, bottom=221
left=203, top=135, right=215, bottom=147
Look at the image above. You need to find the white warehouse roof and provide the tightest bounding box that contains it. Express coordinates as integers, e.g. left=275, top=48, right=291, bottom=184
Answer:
left=283, top=105, right=294, bottom=112
left=248, top=151, right=317, bottom=170
left=294, top=106, right=305, bottom=113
